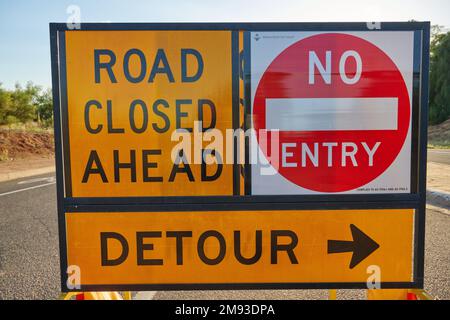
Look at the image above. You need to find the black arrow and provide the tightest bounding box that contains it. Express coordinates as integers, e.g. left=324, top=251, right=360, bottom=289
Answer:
left=327, top=224, right=380, bottom=269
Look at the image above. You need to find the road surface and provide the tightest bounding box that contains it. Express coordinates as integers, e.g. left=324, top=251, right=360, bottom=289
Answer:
left=0, top=172, right=449, bottom=299
left=428, top=149, right=450, bottom=165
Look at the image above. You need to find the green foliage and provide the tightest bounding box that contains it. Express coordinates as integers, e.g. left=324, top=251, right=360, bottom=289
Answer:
left=429, top=29, right=450, bottom=125
left=8, top=82, right=40, bottom=123
left=5, top=115, right=19, bottom=126
left=0, top=84, right=12, bottom=124
left=35, top=88, right=53, bottom=127
left=0, top=82, right=53, bottom=127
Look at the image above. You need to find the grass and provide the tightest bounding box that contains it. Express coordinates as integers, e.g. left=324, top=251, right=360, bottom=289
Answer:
left=428, top=144, right=450, bottom=149
left=0, top=122, right=53, bottom=133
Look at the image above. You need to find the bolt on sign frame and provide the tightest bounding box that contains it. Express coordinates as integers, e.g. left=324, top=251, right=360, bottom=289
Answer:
left=50, top=22, right=430, bottom=292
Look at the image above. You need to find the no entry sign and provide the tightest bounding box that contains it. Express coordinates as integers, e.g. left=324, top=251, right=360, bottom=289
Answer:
left=251, top=32, right=414, bottom=194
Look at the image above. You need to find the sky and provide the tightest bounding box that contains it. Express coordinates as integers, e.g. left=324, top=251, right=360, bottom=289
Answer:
left=0, top=0, right=449, bottom=90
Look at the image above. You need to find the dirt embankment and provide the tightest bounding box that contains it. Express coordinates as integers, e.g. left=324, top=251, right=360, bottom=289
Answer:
left=428, top=118, right=450, bottom=148
left=0, top=129, right=54, bottom=161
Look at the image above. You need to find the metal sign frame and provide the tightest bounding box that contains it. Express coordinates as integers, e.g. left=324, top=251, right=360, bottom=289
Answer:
left=50, top=22, right=429, bottom=292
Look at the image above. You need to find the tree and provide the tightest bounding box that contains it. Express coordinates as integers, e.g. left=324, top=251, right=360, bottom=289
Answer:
left=431, top=25, right=444, bottom=49
left=0, top=83, right=11, bottom=124
left=8, top=82, right=40, bottom=123
left=429, top=30, right=450, bottom=125
left=0, top=82, right=53, bottom=127
left=35, top=88, right=53, bottom=127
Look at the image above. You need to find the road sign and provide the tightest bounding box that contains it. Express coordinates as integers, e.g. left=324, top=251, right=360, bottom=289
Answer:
left=51, top=22, right=429, bottom=292
left=65, top=209, right=413, bottom=288
left=62, top=30, right=236, bottom=197
left=251, top=32, right=414, bottom=194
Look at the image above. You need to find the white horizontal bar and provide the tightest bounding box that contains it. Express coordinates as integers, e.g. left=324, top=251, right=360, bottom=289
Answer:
left=265, top=98, right=398, bottom=131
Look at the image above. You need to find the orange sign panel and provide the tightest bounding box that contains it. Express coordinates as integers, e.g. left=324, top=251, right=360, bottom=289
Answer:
left=66, top=209, right=414, bottom=286
left=64, top=30, right=234, bottom=197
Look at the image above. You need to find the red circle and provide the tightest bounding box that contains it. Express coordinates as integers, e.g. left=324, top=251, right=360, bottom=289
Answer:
left=253, top=33, right=410, bottom=192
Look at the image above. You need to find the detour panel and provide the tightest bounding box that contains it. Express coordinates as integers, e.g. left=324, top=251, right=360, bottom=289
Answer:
left=65, top=209, right=414, bottom=287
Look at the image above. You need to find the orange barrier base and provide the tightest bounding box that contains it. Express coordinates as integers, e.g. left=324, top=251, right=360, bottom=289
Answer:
left=367, top=289, right=432, bottom=300
left=61, top=291, right=131, bottom=300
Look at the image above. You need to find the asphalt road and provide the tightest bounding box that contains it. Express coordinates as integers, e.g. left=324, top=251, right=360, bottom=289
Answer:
left=428, top=149, right=450, bottom=165
left=0, top=173, right=449, bottom=300
left=0, top=173, right=59, bottom=299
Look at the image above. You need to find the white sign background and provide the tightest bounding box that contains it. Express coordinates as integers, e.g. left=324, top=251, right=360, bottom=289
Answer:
left=250, top=31, right=414, bottom=195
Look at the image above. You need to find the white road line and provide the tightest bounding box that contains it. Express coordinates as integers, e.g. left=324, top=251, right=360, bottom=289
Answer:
left=17, top=176, right=55, bottom=185
left=0, top=182, right=56, bottom=197
left=134, top=291, right=157, bottom=300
